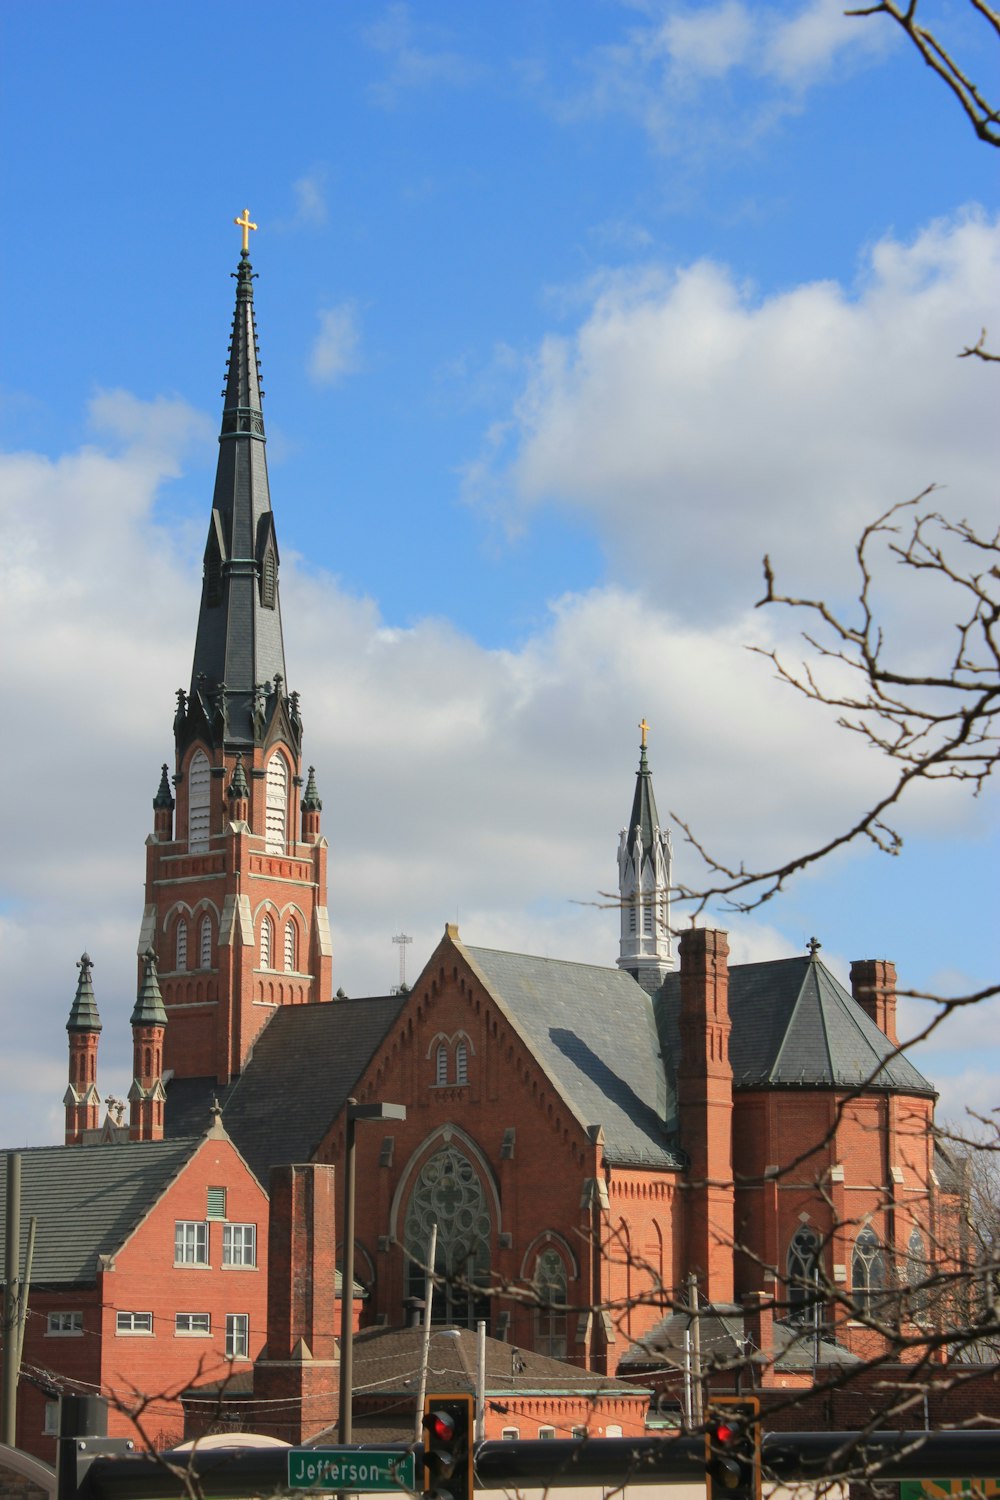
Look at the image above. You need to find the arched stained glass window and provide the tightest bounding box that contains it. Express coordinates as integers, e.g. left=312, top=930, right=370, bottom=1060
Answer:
left=260, top=914, right=273, bottom=971
left=787, top=1225, right=822, bottom=1327
left=265, top=755, right=287, bottom=854
left=852, top=1227, right=885, bottom=1317
left=907, top=1225, right=928, bottom=1318
left=404, top=1146, right=491, bottom=1328
left=188, top=752, right=211, bottom=853
left=199, top=914, right=212, bottom=969
left=175, top=920, right=188, bottom=972
left=534, top=1248, right=568, bottom=1359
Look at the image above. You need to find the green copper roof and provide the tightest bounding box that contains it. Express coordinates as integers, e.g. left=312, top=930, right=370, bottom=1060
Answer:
left=67, top=953, right=102, bottom=1034
left=301, top=764, right=322, bottom=812
left=152, top=762, right=174, bottom=810
left=131, top=948, right=168, bottom=1028
left=228, top=752, right=250, bottom=800
left=186, top=250, right=287, bottom=746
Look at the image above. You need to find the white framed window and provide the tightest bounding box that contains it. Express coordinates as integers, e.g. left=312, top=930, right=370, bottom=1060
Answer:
left=199, top=914, right=212, bottom=968
left=539, top=1427, right=556, bottom=1440
left=47, top=1311, right=83, bottom=1336
left=44, top=1401, right=60, bottom=1436
left=435, top=1044, right=448, bottom=1086
left=225, top=1312, right=249, bottom=1359
left=260, top=914, right=273, bottom=970
left=175, top=1220, right=209, bottom=1265
left=501, top=1428, right=520, bottom=1441
left=265, top=755, right=287, bottom=854
left=175, top=1312, right=211, bottom=1336
left=571, top=1427, right=588, bottom=1439
left=188, top=751, right=211, bottom=853
left=175, top=919, right=188, bottom=971
left=223, top=1223, right=257, bottom=1267
left=116, top=1311, right=153, bottom=1335
left=606, top=1425, right=623, bottom=1438
left=455, top=1040, right=468, bottom=1086
left=284, top=920, right=296, bottom=972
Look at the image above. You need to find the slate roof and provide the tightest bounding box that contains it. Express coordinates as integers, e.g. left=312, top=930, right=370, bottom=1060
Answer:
left=0, top=1138, right=200, bottom=1286
left=619, top=1305, right=861, bottom=1373
left=181, top=995, right=407, bottom=1185
left=627, top=744, right=662, bottom=857
left=464, top=946, right=682, bottom=1168
left=654, top=955, right=934, bottom=1095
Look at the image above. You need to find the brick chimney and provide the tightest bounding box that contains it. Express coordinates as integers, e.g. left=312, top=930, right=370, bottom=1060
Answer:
left=676, top=926, right=735, bottom=1304
left=849, top=959, right=898, bottom=1045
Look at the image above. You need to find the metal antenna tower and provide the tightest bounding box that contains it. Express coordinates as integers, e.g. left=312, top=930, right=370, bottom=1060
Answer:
left=391, top=932, right=413, bottom=994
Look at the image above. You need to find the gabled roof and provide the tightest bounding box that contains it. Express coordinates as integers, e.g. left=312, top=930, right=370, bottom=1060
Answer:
left=464, top=945, right=682, bottom=1169
left=619, top=1305, right=861, bottom=1373
left=186, top=995, right=407, bottom=1185
left=654, top=955, right=933, bottom=1095
left=0, top=1138, right=201, bottom=1286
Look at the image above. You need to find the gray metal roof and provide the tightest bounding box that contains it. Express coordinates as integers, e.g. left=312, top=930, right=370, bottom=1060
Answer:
left=620, top=1306, right=861, bottom=1373
left=186, top=995, right=408, bottom=1185
left=625, top=743, right=663, bottom=866
left=464, top=946, right=682, bottom=1168
left=654, top=955, right=933, bottom=1095
left=187, top=251, right=286, bottom=745
left=0, top=1138, right=200, bottom=1286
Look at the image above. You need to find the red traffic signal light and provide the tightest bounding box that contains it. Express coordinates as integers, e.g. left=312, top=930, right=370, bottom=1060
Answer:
left=706, top=1398, right=761, bottom=1500
left=423, top=1393, right=474, bottom=1500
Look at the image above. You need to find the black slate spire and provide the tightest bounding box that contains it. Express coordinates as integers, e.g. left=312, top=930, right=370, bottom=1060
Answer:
left=187, top=243, right=287, bottom=746
left=628, top=739, right=661, bottom=864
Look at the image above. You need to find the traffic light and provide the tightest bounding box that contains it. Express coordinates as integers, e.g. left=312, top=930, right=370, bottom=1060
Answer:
left=422, top=1392, right=475, bottom=1500
left=705, top=1397, right=761, bottom=1500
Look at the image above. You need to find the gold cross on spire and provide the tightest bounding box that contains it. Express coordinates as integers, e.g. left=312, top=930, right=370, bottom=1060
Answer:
left=639, top=718, right=650, bottom=748
left=234, top=207, right=258, bottom=254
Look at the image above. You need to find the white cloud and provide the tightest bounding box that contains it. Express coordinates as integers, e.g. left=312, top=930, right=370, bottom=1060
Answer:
left=468, top=211, right=1000, bottom=622
left=292, top=170, right=328, bottom=227
left=363, top=3, right=482, bottom=107
left=309, top=302, right=361, bottom=384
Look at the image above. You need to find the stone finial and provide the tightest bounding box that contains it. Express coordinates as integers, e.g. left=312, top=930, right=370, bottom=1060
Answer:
left=67, top=952, right=102, bottom=1033
left=807, top=936, right=822, bottom=959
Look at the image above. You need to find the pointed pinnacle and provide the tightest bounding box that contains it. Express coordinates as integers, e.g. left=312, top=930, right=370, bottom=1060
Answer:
left=153, top=762, right=175, bottom=810
left=301, top=765, right=322, bottom=812
left=228, top=752, right=250, bottom=801
left=68, top=952, right=102, bottom=1033
left=131, top=947, right=168, bottom=1028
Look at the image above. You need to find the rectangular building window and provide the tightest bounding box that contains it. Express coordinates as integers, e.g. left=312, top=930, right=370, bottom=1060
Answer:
left=501, top=1428, right=520, bottom=1441
left=175, top=1312, right=211, bottom=1336
left=225, top=1313, right=249, bottom=1359
left=206, top=1186, right=227, bottom=1220
left=539, top=1427, right=556, bottom=1440
left=47, top=1311, right=83, bottom=1336
left=44, top=1401, right=60, bottom=1436
left=116, top=1311, right=153, bottom=1335
left=175, top=1220, right=209, bottom=1265
left=222, top=1223, right=257, bottom=1267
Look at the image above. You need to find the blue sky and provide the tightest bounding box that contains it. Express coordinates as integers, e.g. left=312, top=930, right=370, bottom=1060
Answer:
left=1, top=0, right=997, bottom=1145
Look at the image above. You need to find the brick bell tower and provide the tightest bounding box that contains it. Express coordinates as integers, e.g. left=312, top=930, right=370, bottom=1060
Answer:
left=139, top=213, right=333, bottom=1088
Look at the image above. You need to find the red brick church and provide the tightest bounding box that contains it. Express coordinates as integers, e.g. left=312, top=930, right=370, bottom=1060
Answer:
left=3, top=231, right=966, bottom=1457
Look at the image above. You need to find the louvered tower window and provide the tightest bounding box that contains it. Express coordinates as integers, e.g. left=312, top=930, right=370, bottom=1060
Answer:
left=284, top=921, right=296, bottom=972
left=188, top=752, right=211, bottom=853
left=435, top=1044, right=448, bottom=1086
left=261, top=546, right=277, bottom=609
left=260, top=914, right=273, bottom=970
left=199, top=914, right=212, bottom=969
left=455, top=1039, right=468, bottom=1085
left=175, top=920, right=188, bottom=971
left=265, top=755, right=287, bottom=853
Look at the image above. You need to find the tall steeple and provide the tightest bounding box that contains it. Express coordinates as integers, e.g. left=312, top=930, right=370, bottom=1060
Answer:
left=138, top=216, right=333, bottom=1090
left=617, top=720, right=674, bottom=988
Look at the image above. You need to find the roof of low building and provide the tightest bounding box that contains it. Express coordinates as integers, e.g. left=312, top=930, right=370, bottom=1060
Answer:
left=464, top=945, right=682, bottom=1169
left=619, top=1304, right=861, bottom=1374
left=0, top=1138, right=201, bottom=1285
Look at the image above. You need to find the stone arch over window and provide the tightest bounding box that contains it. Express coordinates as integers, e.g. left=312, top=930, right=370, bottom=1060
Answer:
left=852, top=1225, right=885, bottom=1316
left=265, top=753, right=288, bottom=854
left=284, top=919, right=297, bottom=973
left=260, top=913, right=274, bottom=971
left=199, top=914, right=213, bottom=969
left=787, top=1224, right=822, bottom=1326
left=175, top=918, right=188, bottom=972
left=400, top=1139, right=494, bottom=1329
left=188, top=750, right=211, bottom=853
left=533, top=1247, right=568, bottom=1359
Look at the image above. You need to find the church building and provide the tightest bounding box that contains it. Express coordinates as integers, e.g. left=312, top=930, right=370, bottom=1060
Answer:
left=7, top=226, right=960, bottom=1455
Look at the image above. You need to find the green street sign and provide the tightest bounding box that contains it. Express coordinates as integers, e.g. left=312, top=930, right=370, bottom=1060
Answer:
left=288, top=1447, right=417, bottom=1492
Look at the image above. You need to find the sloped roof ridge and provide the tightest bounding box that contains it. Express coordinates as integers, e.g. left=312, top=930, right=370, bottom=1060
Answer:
left=465, top=943, right=638, bottom=980
left=813, top=960, right=933, bottom=1091
left=769, top=961, right=832, bottom=1083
